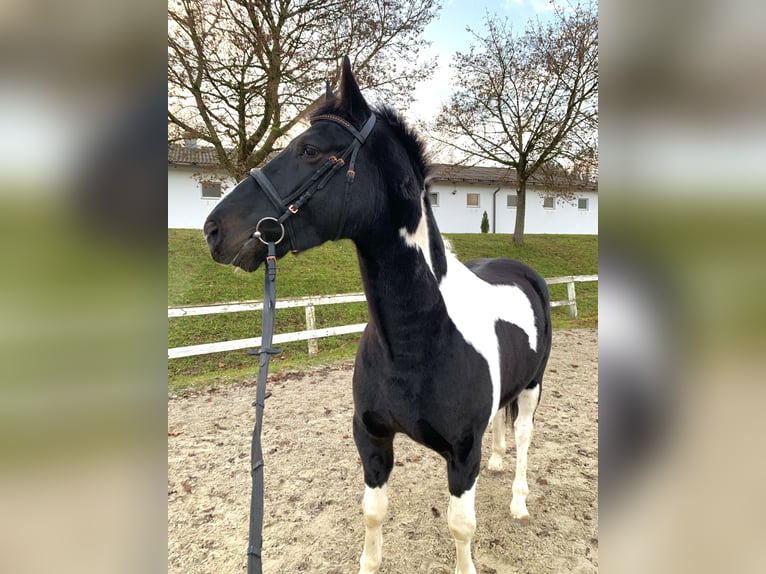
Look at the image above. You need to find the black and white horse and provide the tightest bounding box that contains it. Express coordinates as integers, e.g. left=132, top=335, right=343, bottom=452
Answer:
left=204, top=58, right=552, bottom=574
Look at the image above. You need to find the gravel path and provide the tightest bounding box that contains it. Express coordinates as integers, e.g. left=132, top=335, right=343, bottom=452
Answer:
left=169, top=329, right=598, bottom=573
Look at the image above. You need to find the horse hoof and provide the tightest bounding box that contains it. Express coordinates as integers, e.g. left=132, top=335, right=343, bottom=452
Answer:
left=510, top=501, right=530, bottom=523
left=359, top=556, right=381, bottom=574
left=511, top=513, right=530, bottom=524
left=487, top=454, right=504, bottom=472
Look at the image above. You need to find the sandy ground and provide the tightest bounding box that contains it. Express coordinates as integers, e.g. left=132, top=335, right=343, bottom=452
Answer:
left=168, top=329, right=597, bottom=573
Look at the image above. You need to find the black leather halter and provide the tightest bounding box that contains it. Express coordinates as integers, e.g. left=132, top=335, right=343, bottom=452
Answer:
left=249, top=113, right=377, bottom=252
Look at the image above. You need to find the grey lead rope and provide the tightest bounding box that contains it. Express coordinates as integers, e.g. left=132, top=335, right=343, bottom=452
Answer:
left=246, top=241, right=279, bottom=574
left=241, top=113, right=376, bottom=572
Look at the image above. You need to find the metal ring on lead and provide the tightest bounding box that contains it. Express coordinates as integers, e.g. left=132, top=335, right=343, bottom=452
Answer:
left=253, top=217, right=285, bottom=245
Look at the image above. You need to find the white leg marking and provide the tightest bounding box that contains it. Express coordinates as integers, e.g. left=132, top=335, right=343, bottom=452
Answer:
left=359, top=484, right=389, bottom=574
left=510, top=386, right=540, bottom=522
left=447, top=482, right=478, bottom=574
left=487, top=409, right=506, bottom=472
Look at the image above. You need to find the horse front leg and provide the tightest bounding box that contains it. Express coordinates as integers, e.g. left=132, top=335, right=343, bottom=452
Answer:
left=510, top=384, right=540, bottom=522
left=360, top=483, right=389, bottom=574
left=447, top=444, right=482, bottom=574
left=353, top=416, right=394, bottom=574
left=447, top=482, right=478, bottom=574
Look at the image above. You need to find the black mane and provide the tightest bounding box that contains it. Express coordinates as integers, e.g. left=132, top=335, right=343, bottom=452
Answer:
left=373, top=104, right=431, bottom=188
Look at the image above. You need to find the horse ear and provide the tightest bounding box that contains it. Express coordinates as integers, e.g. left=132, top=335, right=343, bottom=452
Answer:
left=325, top=80, right=336, bottom=103
left=338, top=56, right=370, bottom=122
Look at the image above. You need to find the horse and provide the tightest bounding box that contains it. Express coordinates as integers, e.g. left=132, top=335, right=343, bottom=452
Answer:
left=203, top=57, right=552, bottom=574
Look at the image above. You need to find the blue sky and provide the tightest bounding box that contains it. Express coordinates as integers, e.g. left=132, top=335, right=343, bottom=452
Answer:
left=424, top=0, right=552, bottom=49
left=408, top=0, right=561, bottom=121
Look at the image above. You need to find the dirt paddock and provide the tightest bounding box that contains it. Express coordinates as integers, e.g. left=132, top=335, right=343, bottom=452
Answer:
left=168, top=329, right=597, bottom=573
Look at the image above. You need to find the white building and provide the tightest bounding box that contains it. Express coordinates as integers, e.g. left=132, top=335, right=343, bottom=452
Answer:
left=427, top=164, right=597, bottom=234
left=168, top=144, right=597, bottom=234
left=168, top=143, right=236, bottom=229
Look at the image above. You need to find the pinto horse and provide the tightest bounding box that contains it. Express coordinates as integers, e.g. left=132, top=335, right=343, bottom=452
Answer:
left=204, top=58, right=552, bottom=574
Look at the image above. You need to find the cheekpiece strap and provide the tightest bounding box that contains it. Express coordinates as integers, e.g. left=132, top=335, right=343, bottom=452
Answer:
left=250, top=168, right=286, bottom=210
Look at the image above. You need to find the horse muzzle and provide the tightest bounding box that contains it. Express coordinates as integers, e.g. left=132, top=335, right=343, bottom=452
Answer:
left=203, top=216, right=253, bottom=266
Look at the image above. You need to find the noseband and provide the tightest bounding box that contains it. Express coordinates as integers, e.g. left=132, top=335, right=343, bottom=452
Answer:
left=249, top=113, right=377, bottom=251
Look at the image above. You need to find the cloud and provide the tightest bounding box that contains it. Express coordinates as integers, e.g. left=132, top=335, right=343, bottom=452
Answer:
left=408, top=52, right=454, bottom=123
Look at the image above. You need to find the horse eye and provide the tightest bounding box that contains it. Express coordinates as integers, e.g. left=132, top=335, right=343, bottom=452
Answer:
left=301, top=145, right=319, bottom=158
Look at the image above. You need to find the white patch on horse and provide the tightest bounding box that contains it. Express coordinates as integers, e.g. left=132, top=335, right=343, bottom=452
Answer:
left=447, top=481, right=478, bottom=574
left=359, top=484, right=389, bottom=574
left=398, top=197, right=433, bottom=274
left=400, top=206, right=538, bottom=421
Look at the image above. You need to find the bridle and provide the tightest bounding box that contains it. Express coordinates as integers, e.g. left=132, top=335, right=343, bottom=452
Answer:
left=248, top=112, right=377, bottom=252
left=243, top=111, right=376, bottom=574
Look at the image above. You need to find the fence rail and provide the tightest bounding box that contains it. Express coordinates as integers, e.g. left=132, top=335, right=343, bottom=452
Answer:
left=168, top=274, right=597, bottom=359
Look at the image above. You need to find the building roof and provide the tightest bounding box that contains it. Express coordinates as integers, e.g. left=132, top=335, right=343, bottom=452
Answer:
left=168, top=142, right=222, bottom=167
left=168, top=144, right=597, bottom=192
left=429, top=163, right=597, bottom=192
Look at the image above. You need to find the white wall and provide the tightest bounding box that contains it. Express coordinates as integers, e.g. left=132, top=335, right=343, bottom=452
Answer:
left=428, top=182, right=598, bottom=235
left=168, top=165, right=597, bottom=234
left=168, top=166, right=237, bottom=229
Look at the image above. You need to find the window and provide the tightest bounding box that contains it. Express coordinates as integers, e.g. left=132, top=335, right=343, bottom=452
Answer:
left=201, top=180, right=222, bottom=199
left=507, top=194, right=517, bottom=208
left=466, top=193, right=480, bottom=207
left=429, top=192, right=439, bottom=207
left=578, top=197, right=589, bottom=210
left=543, top=196, right=555, bottom=209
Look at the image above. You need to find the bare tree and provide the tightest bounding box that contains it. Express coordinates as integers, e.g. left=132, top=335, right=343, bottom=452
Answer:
left=168, top=0, right=439, bottom=180
left=433, top=2, right=597, bottom=245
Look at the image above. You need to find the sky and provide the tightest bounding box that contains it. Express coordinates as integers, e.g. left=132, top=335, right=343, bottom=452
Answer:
left=407, top=0, right=562, bottom=122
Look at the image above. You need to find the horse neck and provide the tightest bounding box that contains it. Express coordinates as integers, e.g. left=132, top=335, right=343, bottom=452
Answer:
left=354, top=199, right=451, bottom=359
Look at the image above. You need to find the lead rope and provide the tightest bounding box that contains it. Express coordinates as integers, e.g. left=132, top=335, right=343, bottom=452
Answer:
left=241, top=113, right=376, bottom=572
left=246, top=241, right=279, bottom=574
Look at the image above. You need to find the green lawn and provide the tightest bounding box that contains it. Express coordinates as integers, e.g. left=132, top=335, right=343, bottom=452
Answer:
left=168, top=230, right=597, bottom=391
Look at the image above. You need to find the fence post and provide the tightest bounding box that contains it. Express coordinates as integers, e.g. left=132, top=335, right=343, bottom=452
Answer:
left=567, top=280, right=578, bottom=319
left=305, top=303, right=319, bottom=355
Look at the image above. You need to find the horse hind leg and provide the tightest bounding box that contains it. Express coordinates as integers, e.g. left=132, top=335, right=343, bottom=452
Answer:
left=510, top=383, right=541, bottom=523
left=487, top=408, right=507, bottom=471
left=353, top=416, right=394, bottom=574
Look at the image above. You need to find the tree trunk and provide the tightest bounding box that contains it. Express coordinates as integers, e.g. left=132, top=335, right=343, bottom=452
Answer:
left=513, top=179, right=526, bottom=246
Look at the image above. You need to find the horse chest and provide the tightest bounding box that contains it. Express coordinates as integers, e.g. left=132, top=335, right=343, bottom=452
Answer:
left=357, top=332, right=497, bottom=449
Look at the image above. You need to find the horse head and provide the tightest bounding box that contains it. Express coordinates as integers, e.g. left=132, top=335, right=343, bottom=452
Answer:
left=204, top=57, right=381, bottom=272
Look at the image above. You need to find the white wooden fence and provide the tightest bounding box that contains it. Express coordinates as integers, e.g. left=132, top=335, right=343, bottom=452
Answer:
left=545, top=274, right=598, bottom=320
left=168, top=274, right=597, bottom=359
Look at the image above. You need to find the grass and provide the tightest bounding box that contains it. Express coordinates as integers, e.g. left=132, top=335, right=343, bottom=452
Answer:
left=168, top=230, right=597, bottom=391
